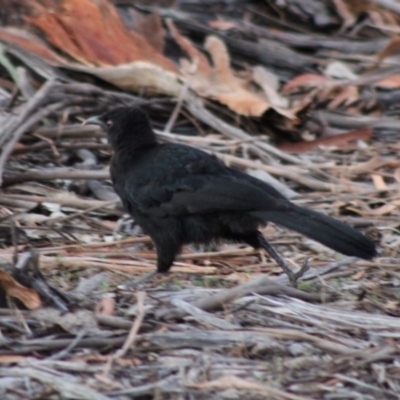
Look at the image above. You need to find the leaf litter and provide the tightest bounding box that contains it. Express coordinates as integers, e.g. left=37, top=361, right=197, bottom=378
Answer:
left=0, top=0, right=399, bottom=399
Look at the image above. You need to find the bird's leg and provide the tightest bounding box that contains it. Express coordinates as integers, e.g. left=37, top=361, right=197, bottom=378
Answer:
left=125, top=241, right=179, bottom=288
left=256, top=232, right=310, bottom=287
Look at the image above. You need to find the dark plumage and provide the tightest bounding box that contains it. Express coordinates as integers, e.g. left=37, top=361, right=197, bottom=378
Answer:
left=85, top=107, right=376, bottom=286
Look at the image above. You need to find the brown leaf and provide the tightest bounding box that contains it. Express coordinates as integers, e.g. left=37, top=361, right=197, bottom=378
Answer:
left=376, top=36, right=400, bottom=62
left=394, top=167, right=400, bottom=183
left=67, top=61, right=181, bottom=96
left=371, top=174, right=388, bottom=191
left=278, top=128, right=372, bottom=153
left=27, top=0, right=177, bottom=71
left=328, top=85, right=359, bottom=109
left=169, top=21, right=290, bottom=117
left=382, top=300, right=399, bottom=313
left=332, top=0, right=356, bottom=25
left=0, top=27, right=66, bottom=65
left=127, top=10, right=166, bottom=53
left=208, top=20, right=239, bottom=30
left=0, top=355, right=25, bottom=364
left=375, top=75, right=400, bottom=89
left=33, top=308, right=99, bottom=334
left=95, top=296, right=116, bottom=316
left=166, top=18, right=211, bottom=76
left=282, top=73, right=333, bottom=94
left=0, top=270, right=41, bottom=309
left=351, top=270, right=366, bottom=281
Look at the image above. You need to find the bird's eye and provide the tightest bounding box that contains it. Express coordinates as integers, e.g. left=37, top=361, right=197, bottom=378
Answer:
left=106, top=120, right=113, bottom=127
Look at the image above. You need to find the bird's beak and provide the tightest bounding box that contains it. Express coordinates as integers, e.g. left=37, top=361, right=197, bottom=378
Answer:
left=82, top=116, right=106, bottom=129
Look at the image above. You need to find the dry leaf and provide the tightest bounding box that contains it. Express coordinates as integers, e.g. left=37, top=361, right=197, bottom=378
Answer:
left=325, top=61, right=357, bottom=80
left=0, top=0, right=182, bottom=96
left=382, top=301, right=399, bottom=313
left=376, top=36, right=400, bottom=62
left=0, top=355, right=25, bottom=364
left=375, top=75, right=400, bottom=89
left=95, top=296, right=116, bottom=316
left=27, top=0, right=177, bottom=71
left=279, top=128, right=372, bottom=153
left=0, top=27, right=66, bottom=65
left=252, top=66, right=290, bottom=111
left=208, top=20, right=238, bottom=30
left=33, top=308, right=99, bottom=334
left=125, top=10, right=166, bottom=53
left=394, top=167, right=400, bottom=183
left=67, top=61, right=182, bottom=96
left=351, top=270, right=366, bottom=280
left=332, top=0, right=356, bottom=25
left=282, top=73, right=333, bottom=94
left=0, top=270, right=41, bottom=310
left=347, top=202, right=399, bottom=217
left=328, top=85, right=359, bottom=109
left=371, top=174, right=388, bottom=191
left=168, top=20, right=293, bottom=117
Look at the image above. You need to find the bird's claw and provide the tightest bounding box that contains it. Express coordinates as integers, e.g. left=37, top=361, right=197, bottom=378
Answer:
left=125, top=271, right=159, bottom=288
left=286, top=257, right=310, bottom=288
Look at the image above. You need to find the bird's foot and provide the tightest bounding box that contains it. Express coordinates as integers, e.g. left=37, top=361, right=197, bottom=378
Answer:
left=125, top=271, right=159, bottom=288
left=286, top=258, right=310, bottom=287
left=257, top=233, right=310, bottom=287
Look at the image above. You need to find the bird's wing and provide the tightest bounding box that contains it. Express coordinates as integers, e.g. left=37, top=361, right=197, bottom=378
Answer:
left=128, top=172, right=288, bottom=217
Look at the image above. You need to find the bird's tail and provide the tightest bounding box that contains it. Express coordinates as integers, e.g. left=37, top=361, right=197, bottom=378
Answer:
left=252, top=205, right=376, bottom=260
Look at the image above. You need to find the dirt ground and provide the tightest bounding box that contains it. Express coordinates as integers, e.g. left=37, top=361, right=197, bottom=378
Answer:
left=0, top=1, right=399, bottom=399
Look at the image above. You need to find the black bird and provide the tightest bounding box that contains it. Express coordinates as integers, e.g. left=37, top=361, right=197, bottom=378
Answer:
left=85, top=107, right=376, bottom=286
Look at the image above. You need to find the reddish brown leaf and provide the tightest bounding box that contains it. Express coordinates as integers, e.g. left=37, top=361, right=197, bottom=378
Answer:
left=168, top=21, right=297, bottom=117
left=327, top=85, right=359, bottom=109
left=282, top=73, right=333, bottom=94
left=0, top=27, right=66, bottom=65
left=375, top=75, right=400, bottom=89
left=166, top=18, right=211, bottom=76
left=27, top=0, right=177, bottom=71
left=278, top=128, right=372, bottom=153
left=394, top=167, right=400, bottom=183
left=126, top=10, right=166, bottom=53
left=376, top=36, right=400, bottom=62
left=208, top=20, right=239, bottom=30
left=0, top=270, right=41, bottom=310
left=95, top=296, right=116, bottom=316
left=371, top=174, right=388, bottom=191
left=0, top=355, right=25, bottom=364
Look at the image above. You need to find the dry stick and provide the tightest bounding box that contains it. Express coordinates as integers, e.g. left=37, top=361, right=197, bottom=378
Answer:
left=184, top=92, right=307, bottom=166
left=2, top=168, right=109, bottom=186
left=156, top=276, right=322, bottom=321
left=103, top=291, right=146, bottom=376
left=107, top=375, right=178, bottom=398
left=2, top=149, right=356, bottom=192
left=0, top=78, right=55, bottom=147
left=156, top=257, right=359, bottom=320
left=334, top=373, right=398, bottom=399
left=163, top=73, right=191, bottom=134
left=37, top=236, right=153, bottom=253
left=47, top=329, right=87, bottom=361
left=44, top=199, right=120, bottom=226
left=252, top=328, right=358, bottom=355
left=171, top=298, right=240, bottom=330
left=0, top=367, right=110, bottom=400
left=218, top=153, right=347, bottom=192
left=0, top=193, right=114, bottom=210
left=186, top=377, right=313, bottom=400
left=0, top=102, right=65, bottom=186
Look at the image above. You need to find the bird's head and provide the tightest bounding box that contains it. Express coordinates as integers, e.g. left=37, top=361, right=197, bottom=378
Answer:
left=83, top=106, right=156, bottom=151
